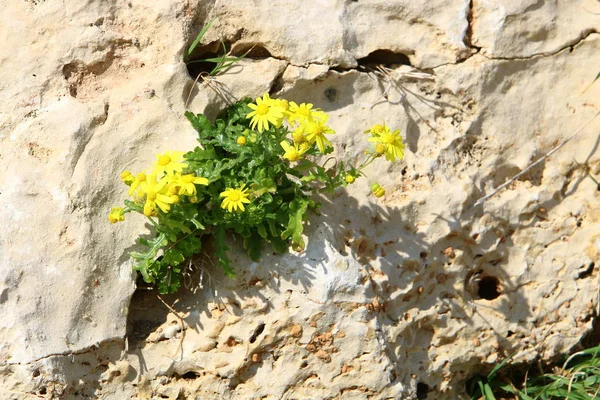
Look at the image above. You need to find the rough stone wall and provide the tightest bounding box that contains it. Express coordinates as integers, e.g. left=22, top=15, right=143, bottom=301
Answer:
left=0, top=0, right=599, bottom=399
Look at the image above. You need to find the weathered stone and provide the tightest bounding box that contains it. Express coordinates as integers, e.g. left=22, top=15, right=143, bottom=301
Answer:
left=1, top=0, right=600, bottom=399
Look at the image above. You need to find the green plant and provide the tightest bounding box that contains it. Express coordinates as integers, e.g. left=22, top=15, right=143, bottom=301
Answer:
left=185, top=18, right=250, bottom=77
left=467, top=346, right=600, bottom=399
left=109, top=94, right=405, bottom=293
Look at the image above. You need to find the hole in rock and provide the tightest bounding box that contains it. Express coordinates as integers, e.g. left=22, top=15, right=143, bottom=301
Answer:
left=324, top=87, right=338, bottom=102
left=578, top=262, right=595, bottom=279
left=477, top=276, right=501, bottom=300
left=249, top=322, right=266, bottom=343
left=357, top=49, right=411, bottom=68
left=416, top=382, right=429, bottom=399
left=186, top=41, right=272, bottom=79
left=181, top=371, right=200, bottom=380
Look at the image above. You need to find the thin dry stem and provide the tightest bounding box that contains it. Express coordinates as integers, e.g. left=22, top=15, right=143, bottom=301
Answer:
left=156, top=294, right=186, bottom=360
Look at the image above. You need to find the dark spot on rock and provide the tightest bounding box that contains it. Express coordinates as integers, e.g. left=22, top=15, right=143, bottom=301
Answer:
left=478, top=276, right=501, bottom=300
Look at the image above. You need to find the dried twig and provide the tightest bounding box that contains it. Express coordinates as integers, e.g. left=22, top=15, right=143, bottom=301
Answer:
left=156, top=294, right=186, bottom=360
left=472, top=110, right=600, bottom=208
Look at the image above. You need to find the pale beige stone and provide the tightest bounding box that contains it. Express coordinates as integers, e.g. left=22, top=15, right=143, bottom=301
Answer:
left=1, top=0, right=600, bottom=399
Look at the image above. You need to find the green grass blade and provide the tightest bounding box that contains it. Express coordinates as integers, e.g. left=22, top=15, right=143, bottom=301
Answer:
left=488, top=354, right=513, bottom=380
left=186, top=18, right=216, bottom=59
left=482, top=383, right=496, bottom=400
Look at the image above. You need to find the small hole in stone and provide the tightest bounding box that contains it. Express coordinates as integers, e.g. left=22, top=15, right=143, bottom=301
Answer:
left=419, top=251, right=427, bottom=259
left=301, top=361, right=308, bottom=368
left=507, top=330, right=514, bottom=338
left=416, top=382, right=429, bottom=399
left=578, top=262, right=595, bottom=279
left=324, top=87, right=337, bottom=102
left=249, top=322, right=265, bottom=343
left=182, top=371, right=200, bottom=380
left=477, top=276, right=501, bottom=300
left=39, top=387, right=47, bottom=395
left=357, top=49, right=411, bottom=67
left=32, top=369, right=40, bottom=378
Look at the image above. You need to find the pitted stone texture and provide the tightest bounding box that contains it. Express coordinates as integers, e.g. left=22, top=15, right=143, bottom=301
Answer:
left=1, top=0, right=600, bottom=399
left=204, top=0, right=471, bottom=69
left=471, top=0, right=600, bottom=58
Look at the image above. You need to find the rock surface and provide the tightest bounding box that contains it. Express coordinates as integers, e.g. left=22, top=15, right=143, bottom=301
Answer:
left=1, top=0, right=599, bottom=399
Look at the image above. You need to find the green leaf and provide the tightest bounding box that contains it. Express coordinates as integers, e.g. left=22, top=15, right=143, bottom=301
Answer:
left=186, top=18, right=216, bottom=59
left=257, top=224, right=267, bottom=239
left=281, top=198, right=309, bottom=249
left=243, top=231, right=263, bottom=261
left=214, top=225, right=235, bottom=278
left=482, top=383, right=496, bottom=400
left=185, top=111, right=214, bottom=138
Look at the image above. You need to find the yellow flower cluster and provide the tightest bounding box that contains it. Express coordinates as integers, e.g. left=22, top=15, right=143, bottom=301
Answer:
left=113, top=151, right=209, bottom=220
left=246, top=93, right=336, bottom=161
left=365, top=123, right=405, bottom=162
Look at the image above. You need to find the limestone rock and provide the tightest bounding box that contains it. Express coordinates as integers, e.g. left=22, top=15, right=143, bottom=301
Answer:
left=1, top=0, right=600, bottom=399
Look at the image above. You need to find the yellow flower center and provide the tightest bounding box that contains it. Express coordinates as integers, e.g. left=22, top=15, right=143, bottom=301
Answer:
left=182, top=175, right=194, bottom=183
left=257, top=104, right=269, bottom=115
left=136, top=173, right=146, bottom=182
left=292, top=129, right=305, bottom=143
left=171, top=195, right=180, bottom=204
left=147, top=192, right=157, bottom=201
left=297, top=107, right=309, bottom=116
left=375, top=144, right=386, bottom=155
left=288, top=149, right=300, bottom=161
left=228, top=192, right=242, bottom=201
left=158, top=155, right=171, bottom=166
left=372, top=125, right=385, bottom=135
left=312, top=125, right=324, bottom=136
left=383, top=134, right=395, bottom=144
left=299, top=142, right=311, bottom=152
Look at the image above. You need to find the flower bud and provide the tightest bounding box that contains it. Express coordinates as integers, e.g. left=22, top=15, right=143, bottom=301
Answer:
left=237, top=136, right=247, bottom=145
left=120, top=171, right=135, bottom=185
left=345, top=174, right=355, bottom=184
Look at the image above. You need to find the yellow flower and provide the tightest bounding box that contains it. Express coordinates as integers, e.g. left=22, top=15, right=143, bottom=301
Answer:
left=280, top=140, right=308, bottom=162
left=287, top=102, right=327, bottom=125
left=345, top=174, right=355, bottom=184
left=154, top=151, right=188, bottom=176
left=299, top=141, right=312, bottom=153
left=178, top=174, right=209, bottom=196
left=291, top=126, right=306, bottom=143
left=273, top=98, right=290, bottom=113
left=108, top=207, right=125, bottom=223
left=220, top=185, right=251, bottom=212
left=237, top=136, right=247, bottom=145
left=120, top=170, right=135, bottom=185
left=246, top=93, right=284, bottom=133
left=368, top=129, right=405, bottom=162
left=128, top=172, right=147, bottom=196
left=365, top=123, right=387, bottom=137
left=304, top=118, right=335, bottom=153
left=141, top=173, right=174, bottom=216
